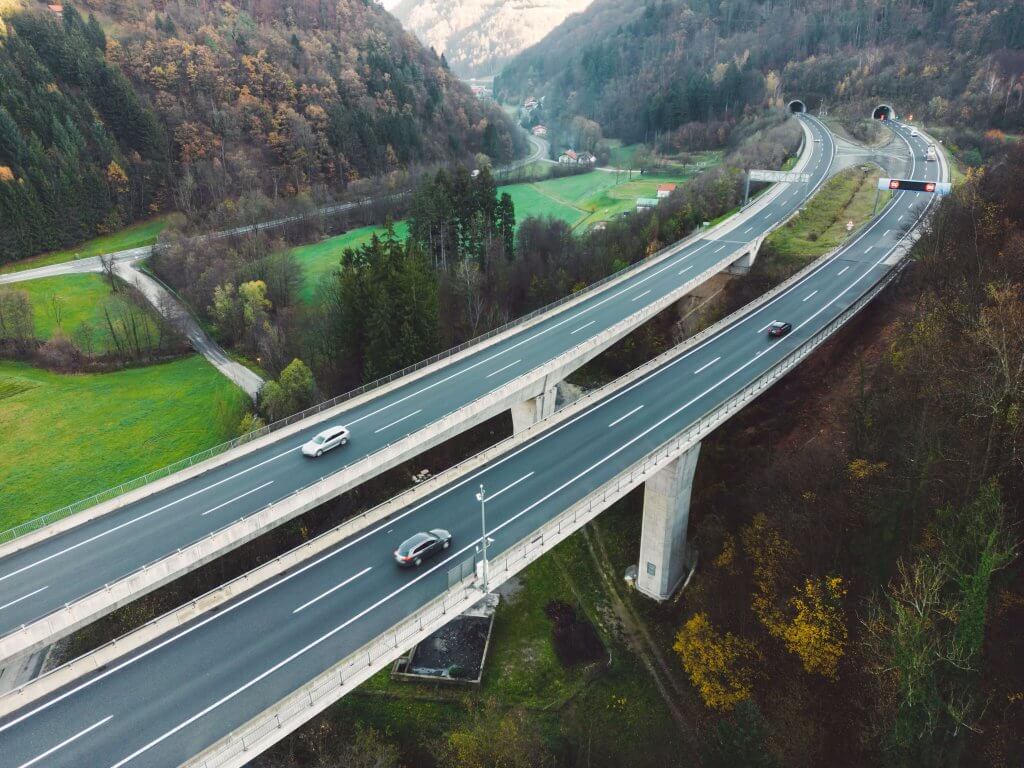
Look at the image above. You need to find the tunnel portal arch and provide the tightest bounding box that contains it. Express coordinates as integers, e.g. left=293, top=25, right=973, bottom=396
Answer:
left=872, top=104, right=895, bottom=121
left=788, top=99, right=807, bottom=114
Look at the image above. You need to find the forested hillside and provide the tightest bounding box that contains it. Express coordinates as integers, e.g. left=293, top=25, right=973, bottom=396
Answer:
left=497, top=0, right=1024, bottom=149
left=0, top=0, right=521, bottom=264
left=0, top=6, right=168, bottom=263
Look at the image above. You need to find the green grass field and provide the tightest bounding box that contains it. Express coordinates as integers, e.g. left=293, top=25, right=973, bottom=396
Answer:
left=765, top=164, right=890, bottom=269
left=0, top=357, right=248, bottom=529
left=12, top=274, right=123, bottom=346
left=0, top=217, right=169, bottom=275
left=293, top=165, right=721, bottom=301
left=291, top=222, right=410, bottom=302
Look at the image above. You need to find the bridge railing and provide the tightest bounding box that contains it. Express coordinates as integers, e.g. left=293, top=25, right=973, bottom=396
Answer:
left=189, top=215, right=923, bottom=768
left=0, top=131, right=816, bottom=548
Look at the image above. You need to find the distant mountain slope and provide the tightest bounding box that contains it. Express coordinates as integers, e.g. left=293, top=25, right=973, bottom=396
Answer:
left=0, top=0, right=522, bottom=264
left=498, top=0, right=1024, bottom=145
left=388, top=0, right=591, bottom=77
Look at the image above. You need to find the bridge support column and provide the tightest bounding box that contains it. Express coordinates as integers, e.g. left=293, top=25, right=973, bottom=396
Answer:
left=510, top=382, right=558, bottom=433
left=636, top=442, right=700, bottom=601
left=727, top=236, right=764, bottom=275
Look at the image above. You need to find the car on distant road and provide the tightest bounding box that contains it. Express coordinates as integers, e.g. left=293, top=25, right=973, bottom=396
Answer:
left=767, top=321, right=792, bottom=338
left=910, top=129, right=919, bottom=137
left=394, top=529, right=452, bottom=567
left=301, top=425, right=350, bottom=457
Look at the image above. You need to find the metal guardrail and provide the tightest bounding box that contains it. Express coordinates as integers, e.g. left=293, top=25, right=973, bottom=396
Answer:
left=0, top=244, right=753, bottom=664
left=189, top=187, right=928, bottom=768
left=0, top=134, right=812, bottom=546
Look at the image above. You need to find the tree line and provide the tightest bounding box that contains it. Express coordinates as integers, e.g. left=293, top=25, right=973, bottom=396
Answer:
left=0, top=7, right=168, bottom=264
left=497, top=0, right=1024, bottom=153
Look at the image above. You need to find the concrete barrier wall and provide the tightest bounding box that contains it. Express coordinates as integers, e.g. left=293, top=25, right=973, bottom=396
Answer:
left=0, top=117, right=822, bottom=662
left=0, top=119, right=816, bottom=561
left=1, top=119, right=903, bottom=722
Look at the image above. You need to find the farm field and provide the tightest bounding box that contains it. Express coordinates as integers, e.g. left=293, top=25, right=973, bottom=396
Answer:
left=0, top=357, right=248, bottom=529
left=292, top=161, right=722, bottom=300
left=0, top=217, right=169, bottom=275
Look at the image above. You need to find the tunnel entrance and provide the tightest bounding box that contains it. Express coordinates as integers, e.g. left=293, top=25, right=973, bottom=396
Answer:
left=788, top=100, right=807, bottom=114
left=872, top=104, right=895, bottom=121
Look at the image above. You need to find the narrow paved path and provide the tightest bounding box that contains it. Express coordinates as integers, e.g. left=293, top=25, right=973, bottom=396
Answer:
left=112, top=262, right=264, bottom=399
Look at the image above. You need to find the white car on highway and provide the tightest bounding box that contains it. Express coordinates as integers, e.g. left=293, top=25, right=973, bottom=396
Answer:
left=301, top=425, right=350, bottom=457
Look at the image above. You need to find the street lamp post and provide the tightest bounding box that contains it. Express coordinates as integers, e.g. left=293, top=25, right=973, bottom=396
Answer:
left=476, top=484, right=489, bottom=593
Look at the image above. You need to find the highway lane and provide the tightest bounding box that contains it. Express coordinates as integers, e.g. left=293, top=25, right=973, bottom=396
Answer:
left=0, top=125, right=938, bottom=767
left=0, top=117, right=835, bottom=641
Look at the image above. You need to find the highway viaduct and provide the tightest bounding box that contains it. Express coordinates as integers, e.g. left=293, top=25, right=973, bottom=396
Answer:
left=0, top=116, right=835, bottom=666
left=0, top=119, right=949, bottom=768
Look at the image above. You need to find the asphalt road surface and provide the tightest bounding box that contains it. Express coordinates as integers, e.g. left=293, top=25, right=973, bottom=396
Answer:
left=0, top=123, right=941, bottom=767
left=0, top=117, right=837, bottom=646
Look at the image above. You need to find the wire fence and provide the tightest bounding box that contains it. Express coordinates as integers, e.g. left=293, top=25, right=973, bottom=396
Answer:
left=190, top=227, right=916, bottom=768
left=0, top=197, right=769, bottom=546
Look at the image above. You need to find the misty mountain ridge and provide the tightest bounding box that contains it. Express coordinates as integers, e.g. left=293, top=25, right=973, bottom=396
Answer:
left=387, top=0, right=592, bottom=77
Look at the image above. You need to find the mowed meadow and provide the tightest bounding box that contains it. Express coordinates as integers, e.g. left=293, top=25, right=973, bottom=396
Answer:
left=0, top=357, right=248, bottom=529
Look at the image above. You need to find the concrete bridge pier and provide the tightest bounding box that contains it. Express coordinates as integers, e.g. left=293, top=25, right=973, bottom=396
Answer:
left=510, top=382, right=558, bottom=432
left=727, top=235, right=765, bottom=275
left=636, top=442, right=700, bottom=601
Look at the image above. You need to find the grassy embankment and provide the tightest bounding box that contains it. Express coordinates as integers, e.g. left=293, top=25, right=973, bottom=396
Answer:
left=0, top=357, right=248, bottom=530
left=10, top=273, right=165, bottom=348
left=0, top=216, right=169, bottom=275
left=760, top=164, right=890, bottom=276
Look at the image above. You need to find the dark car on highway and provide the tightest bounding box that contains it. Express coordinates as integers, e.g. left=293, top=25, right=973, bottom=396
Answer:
left=767, top=321, right=792, bottom=338
left=394, top=529, right=452, bottom=567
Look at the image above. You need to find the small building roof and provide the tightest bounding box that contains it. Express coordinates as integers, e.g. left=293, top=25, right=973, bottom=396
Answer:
left=657, top=183, right=677, bottom=193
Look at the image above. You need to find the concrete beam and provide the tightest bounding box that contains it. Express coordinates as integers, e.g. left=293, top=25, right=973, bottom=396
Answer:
left=727, top=234, right=764, bottom=275
left=510, top=382, right=557, bottom=432
left=636, top=442, right=700, bottom=601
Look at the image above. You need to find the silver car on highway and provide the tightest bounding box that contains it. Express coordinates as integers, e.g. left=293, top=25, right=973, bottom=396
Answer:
left=301, top=425, right=350, bottom=457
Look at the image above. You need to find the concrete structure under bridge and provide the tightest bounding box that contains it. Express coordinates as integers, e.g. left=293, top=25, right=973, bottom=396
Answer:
left=0, top=121, right=946, bottom=768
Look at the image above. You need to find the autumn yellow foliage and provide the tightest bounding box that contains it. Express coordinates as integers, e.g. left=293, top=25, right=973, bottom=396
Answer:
left=673, top=612, right=759, bottom=711
left=778, top=576, right=848, bottom=679
left=847, top=458, right=888, bottom=482
left=742, top=514, right=849, bottom=678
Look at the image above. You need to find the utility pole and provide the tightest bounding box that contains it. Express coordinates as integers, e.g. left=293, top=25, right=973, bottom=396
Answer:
left=476, top=484, right=490, bottom=592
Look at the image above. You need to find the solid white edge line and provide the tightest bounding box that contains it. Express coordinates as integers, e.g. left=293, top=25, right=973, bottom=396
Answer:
left=17, top=715, right=112, bottom=768
left=293, top=567, right=373, bottom=614
left=200, top=482, right=275, bottom=517
left=608, top=405, right=644, bottom=428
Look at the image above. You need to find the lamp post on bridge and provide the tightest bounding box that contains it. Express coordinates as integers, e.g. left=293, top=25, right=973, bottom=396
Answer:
left=476, top=484, right=490, bottom=592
